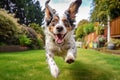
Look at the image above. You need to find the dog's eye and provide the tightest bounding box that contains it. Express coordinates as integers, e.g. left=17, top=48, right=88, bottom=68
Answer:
left=63, top=20, right=70, bottom=27
left=51, top=20, right=57, bottom=26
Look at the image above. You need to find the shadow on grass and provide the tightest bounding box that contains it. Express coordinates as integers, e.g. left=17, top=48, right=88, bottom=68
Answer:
left=67, top=61, right=113, bottom=80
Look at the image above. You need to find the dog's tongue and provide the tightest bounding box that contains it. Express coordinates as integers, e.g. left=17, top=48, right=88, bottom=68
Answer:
left=55, top=34, right=63, bottom=44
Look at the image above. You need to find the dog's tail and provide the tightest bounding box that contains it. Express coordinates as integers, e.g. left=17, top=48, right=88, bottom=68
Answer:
left=45, top=0, right=50, bottom=6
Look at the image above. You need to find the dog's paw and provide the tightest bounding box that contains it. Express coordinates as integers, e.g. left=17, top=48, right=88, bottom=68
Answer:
left=50, top=65, right=60, bottom=78
left=65, top=54, right=75, bottom=64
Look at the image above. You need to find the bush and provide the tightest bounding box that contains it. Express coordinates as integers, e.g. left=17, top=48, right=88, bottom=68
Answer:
left=0, top=10, right=44, bottom=49
left=36, top=38, right=44, bottom=49
left=19, top=35, right=31, bottom=46
left=83, top=23, right=94, bottom=35
left=76, top=25, right=84, bottom=40
left=76, top=23, right=94, bottom=40
left=29, top=38, right=44, bottom=49
left=29, top=23, right=44, bottom=37
left=0, top=9, right=22, bottom=45
left=111, top=38, right=120, bottom=48
left=0, top=12, right=19, bottom=44
left=0, top=42, right=6, bottom=46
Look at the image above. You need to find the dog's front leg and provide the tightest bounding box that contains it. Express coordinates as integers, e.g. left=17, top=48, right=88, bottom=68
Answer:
left=46, top=52, right=59, bottom=78
left=65, top=45, right=77, bottom=64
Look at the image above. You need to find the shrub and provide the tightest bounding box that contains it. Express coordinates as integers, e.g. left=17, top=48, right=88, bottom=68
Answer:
left=0, top=13, right=18, bottom=44
left=19, top=35, right=31, bottom=46
left=111, top=38, right=120, bottom=48
left=76, top=23, right=94, bottom=40
left=76, top=25, right=84, bottom=40
left=29, top=38, right=44, bottom=49
left=0, top=9, right=22, bottom=45
left=29, top=23, right=44, bottom=37
left=37, top=38, right=44, bottom=49
left=76, top=38, right=83, bottom=42
left=0, top=10, right=44, bottom=49
left=83, top=23, right=94, bottom=35
left=0, top=42, right=6, bottom=46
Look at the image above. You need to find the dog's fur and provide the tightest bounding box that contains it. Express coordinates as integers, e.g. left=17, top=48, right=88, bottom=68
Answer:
left=44, top=0, right=82, bottom=78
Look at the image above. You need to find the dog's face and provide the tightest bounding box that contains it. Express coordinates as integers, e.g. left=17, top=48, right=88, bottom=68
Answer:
left=47, top=14, right=73, bottom=44
left=45, top=0, right=82, bottom=44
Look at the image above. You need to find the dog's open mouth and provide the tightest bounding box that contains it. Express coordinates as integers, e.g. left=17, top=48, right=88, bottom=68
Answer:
left=54, top=34, right=66, bottom=44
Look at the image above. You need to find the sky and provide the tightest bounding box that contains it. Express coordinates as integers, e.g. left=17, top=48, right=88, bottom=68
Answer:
left=39, top=0, right=92, bottom=24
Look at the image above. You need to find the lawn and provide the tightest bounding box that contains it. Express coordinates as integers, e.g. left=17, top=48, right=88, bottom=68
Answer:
left=0, top=48, right=120, bottom=80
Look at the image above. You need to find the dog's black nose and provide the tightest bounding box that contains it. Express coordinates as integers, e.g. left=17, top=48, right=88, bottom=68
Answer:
left=56, top=26, right=63, bottom=32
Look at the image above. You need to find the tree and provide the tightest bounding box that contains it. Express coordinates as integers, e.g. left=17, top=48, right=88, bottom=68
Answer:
left=90, top=0, right=120, bottom=43
left=83, top=23, right=94, bottom=35
left=76, top=19, right=94, bottom=40
left=77, top=19, right=89, bottom=27
left=0, top=0, right=44, bottom=26
left=76, top=19, right=89, bottom=40
left=90, top=0, right=120, bottom=23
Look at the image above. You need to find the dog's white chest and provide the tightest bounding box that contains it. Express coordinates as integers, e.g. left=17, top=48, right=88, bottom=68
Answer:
left=47, top=42, right=70, bottom=57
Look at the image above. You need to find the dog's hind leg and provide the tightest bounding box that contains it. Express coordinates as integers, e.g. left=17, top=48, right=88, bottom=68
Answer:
left=46, top=53, right=59, bottom=78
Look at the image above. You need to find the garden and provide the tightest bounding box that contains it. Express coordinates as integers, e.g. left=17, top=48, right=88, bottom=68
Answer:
left=0, top=0, right=120, bottom=80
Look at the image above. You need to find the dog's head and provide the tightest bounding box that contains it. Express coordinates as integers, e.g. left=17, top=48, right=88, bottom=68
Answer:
left=45, top=0, right=82, bottom=44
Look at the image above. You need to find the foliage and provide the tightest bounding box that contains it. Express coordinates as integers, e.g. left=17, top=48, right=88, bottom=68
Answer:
left=28, top=38, right=44, bottom=49
left=83, top=23, right=94, bottom=35
left=0, top=9, right=44, bottom=49
left=20, top=26, right=44, bottom=49
left=29, top=23, right=44, bottom=37
left=0, top=9, right=21, bottom=45
left=0, top=0, right=44, bottom=25
left=0, top=42, right=6, bottom=46
left=0, top=49, right=120, bottom=80
left=76, top=19, right=89, bottom=40
left=90, top=0, right=120, bottom=23
left=36, top=38, right=44, bottom=49
left=19, top=35, right=31, bottom=46
left=97, top=35, right=106, bottom=42
left=111, top=38, right=120, bottom=48
left=77, top=19, right=89, bottom=27
left=76, top=38, right=83, bottom=42
left=76, top=22, right=94, bottom=40
left=76, top=25, right=84, bottom=40
left=94, top=25, right=104, bottom=35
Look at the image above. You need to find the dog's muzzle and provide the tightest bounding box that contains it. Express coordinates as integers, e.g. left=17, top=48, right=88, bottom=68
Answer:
left=54, top=26, right=66, bottom=44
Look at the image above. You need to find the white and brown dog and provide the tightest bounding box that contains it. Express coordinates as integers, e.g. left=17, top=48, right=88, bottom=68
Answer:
left=44, top=0, right=82, bottom=78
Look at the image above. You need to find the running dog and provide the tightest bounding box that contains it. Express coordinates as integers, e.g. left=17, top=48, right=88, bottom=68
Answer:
left=44, top=0, right=82, bottom=78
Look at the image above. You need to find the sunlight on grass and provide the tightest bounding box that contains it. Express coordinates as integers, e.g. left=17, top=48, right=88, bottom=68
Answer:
left=0, top=49, right=120, bottom=80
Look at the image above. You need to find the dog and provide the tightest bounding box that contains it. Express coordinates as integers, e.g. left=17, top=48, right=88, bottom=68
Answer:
left=44, top=0, right=82, bottom=78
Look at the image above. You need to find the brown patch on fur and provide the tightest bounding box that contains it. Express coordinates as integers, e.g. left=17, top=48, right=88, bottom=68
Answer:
left=67, top=0, right=82, bottom=19
left=50, top=15, right=59, bottom=26
left=53, top=15, right=59, bottom=21
left=66, top=26, right=72, bottom=32
left=49, top=26, right=54, bottom=33
left=62, top=18, right=70, bottom=27
left=62, top=18, right=73, bottom=32
left=45, top=7, right=51, bottom=20
left=48, top=16, right=59, bottom=34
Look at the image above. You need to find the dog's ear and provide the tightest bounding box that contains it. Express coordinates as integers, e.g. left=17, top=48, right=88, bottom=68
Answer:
left=45, top=0, right=56, bottom=25
left=65, top=0, right=82, bottom=23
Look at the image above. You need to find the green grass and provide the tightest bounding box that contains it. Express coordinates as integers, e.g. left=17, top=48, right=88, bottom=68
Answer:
left=0, top=48, right=120, bottom=80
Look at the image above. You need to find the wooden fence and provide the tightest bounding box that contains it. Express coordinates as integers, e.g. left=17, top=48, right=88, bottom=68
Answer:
left=84, top=16, right=120, bottom=45
left=104, top=17, right=120, bottom=38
